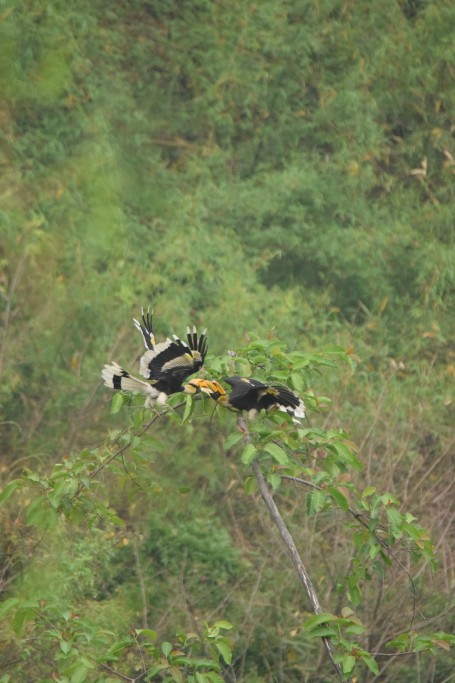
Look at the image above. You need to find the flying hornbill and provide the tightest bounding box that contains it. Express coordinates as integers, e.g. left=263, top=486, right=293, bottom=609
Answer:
left=101, top=309, right=208, bottom=406
left=185, top=376, right=305, bottom=422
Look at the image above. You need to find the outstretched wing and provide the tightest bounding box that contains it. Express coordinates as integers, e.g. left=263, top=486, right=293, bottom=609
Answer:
left=133, top=308, right=156, bottom=350
left=138, top=328, right=208, bottom=391
left=187, top=325, right=208, bottom=363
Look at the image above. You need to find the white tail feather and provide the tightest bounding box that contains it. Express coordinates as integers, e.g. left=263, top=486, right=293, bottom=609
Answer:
left=101, top=362, right=159, bottom=405
left=278, top=399, right=306, bottom=423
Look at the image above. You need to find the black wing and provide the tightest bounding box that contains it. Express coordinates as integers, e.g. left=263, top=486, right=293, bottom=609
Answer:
left=133, top=308, right=156, bottom=350
left=186, top=325, right=208, bottom=363
left=139, top=331, right=207, bottom=393
left=224, top=376, right=269, bottom=411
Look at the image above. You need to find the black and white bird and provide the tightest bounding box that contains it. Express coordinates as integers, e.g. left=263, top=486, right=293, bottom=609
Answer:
left=102, top=309, right=208, bottom=406
left=185, top=376, right=305, bottom=422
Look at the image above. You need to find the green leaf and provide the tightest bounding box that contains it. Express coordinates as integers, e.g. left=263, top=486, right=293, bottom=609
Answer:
left=213, top=620, right=233, bottom=630
left=263, top=442, right=289, bottom=465
left=328, top=486, right=349, bottom=511
left=25, top=497, right=58, bottom=528
left=0, top=480, right=21, bottom=508
left=347, top=582, right=362, bottom=606
left=111, top=392, right=125, bottom=414
left=244, top=476, right=257, bottom=494
left=268, top=473, right=281, bottom=490
left=241, top=444, right=257, bottom=465
left=306, top=490, right=327, bottom=517
left=182, top=394, right=193, bottom=423
left=403, top=523, right=422, bottom=540
left=362, top=486, right=376, bottom=498
left=303, top=613, right=339, bottom=632
left=223, top=431, right=243, bottom=451
left=345, top=623, right=366, bottom=636
left=386, top=507, right=403, bottom=537
left=206, top=673, right=225, bottom=683
left=361, top=652, right=380, bottom=674
left=169, top=667, right=183, bottom=683
left=13, top=608, right=36, bottom=637
left=251, top=354, right=268, bottom=364
left=107, top=638, right=136, bottom=658
left=328, top=442, right=362, bottom=470
left=386, top=632, right=411, bottom=651
left=59, top=639, right=72, bottom=654
left=305, top=625, right=338, bottom=639
left=71, top=665, right=89, bottom=683
left=135, top=628, right=158, bottom=640
left=161, top=641, right=172, bottom=658
left=322, top=345, right=346, bottom=354
left=342, top=654, right=356, bottom=675
left=215, top=640, right=232, bottom=664
left=290, top=372, right=304, bottom=392
left=369, top=543, right=381, bottom=560
left=105, top=511, right=125, bottom=527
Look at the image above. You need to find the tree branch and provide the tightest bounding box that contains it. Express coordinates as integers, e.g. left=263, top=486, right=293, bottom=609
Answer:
left=75, top=400, right=187, bottom=498
left=281, top=474, right=417, bottom=629
left=237, top=416, right=348, bottom=683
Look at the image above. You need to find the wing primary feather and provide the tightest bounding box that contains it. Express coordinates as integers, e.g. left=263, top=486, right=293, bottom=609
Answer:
left=133, top=307, right=155, bottom=350
left=198, top=328, right=208, bottom=360
left=198, top=329, right=207, bottom=355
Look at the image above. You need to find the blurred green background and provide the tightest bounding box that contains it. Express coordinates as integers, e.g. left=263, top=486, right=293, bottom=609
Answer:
left=1, top=1, right=454, bottom=681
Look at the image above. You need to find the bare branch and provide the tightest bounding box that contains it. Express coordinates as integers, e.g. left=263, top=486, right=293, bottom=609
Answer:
left=237, top=416, right=348, bottom=683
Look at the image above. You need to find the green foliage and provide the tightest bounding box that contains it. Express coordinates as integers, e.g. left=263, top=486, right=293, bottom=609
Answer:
left=1, top=0, right=454, bottom=681
left=1, top=592, right=233, bottom=683
left=2, top=337, right=453, bottom=680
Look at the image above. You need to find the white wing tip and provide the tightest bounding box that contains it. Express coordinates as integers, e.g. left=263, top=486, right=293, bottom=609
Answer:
left=294, top=401, right=306, bottom=419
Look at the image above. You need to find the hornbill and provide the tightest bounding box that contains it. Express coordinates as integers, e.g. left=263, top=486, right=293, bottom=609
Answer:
left=101, top=309, right=207, bottom=406
left=185, top=376, right=305, bottom=422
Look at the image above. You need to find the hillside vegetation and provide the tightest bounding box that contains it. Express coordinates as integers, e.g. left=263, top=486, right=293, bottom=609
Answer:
left=1, top=1, right=454, bottom=682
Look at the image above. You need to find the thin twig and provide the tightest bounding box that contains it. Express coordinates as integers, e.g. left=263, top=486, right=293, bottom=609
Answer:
left=281, top=474, right=418, bottom=629
left=0, top=251, right=27, bottom=381
left=133, top=536, right=149, bottom=630
left=75, top=401, right=186, bottom=497
left=99, top=662, right=135, bottom=682
left=237, top=416, right=348, bottom=683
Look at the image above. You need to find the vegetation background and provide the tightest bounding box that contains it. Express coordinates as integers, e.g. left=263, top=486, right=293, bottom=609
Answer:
left=1, top=0, right=454, bottom=681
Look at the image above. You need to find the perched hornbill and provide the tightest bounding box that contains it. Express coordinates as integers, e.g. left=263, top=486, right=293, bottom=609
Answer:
left=101, top=309, right=208, bottom=406
left=185, top=376, right=305, bottom=422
